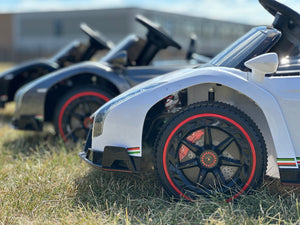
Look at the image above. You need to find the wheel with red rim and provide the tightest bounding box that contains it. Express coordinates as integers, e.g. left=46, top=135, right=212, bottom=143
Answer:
left=155, top=102, right=267, bottom=201
left=53, top=87, right=113, bottom=142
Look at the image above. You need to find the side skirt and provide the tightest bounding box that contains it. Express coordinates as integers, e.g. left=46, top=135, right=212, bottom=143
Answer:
left=279, top=168, right=300, bottom=185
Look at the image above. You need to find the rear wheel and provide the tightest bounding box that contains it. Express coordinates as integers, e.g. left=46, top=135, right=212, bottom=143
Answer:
left=155, top=101, right=267, bottom=201
left=54, top=87, right=113, bottom=142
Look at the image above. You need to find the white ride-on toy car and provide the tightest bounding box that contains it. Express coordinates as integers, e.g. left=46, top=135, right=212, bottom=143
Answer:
left=79, top=0, right=300, bottom=201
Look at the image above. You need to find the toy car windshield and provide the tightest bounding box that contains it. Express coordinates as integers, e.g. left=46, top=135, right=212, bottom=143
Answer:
left=50, top=41, right=81, bottom=62
left=99, top=35, right=138, bottom=65
left=208, top=26, right=281, bottom=71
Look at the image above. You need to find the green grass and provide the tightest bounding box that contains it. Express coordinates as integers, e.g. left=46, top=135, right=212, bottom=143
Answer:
left=1, top=103, right=300, bottom=224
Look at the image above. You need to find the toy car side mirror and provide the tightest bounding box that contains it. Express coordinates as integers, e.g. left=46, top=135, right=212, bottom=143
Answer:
left=108, top=51, right=128, bottom=68
left=244, top=52, right=278, bottom=82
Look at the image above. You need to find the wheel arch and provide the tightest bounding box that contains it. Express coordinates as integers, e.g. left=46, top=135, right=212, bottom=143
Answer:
left=44, top=72, right=121, bottom=122
left=142, top=82, right=295, bottom=177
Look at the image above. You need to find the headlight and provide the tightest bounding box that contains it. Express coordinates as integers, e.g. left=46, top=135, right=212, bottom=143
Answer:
left=14, top=89, right=24, bottom=112
left=91, top=95, right=118, bottom=138
left=92, top=111, right=106, bottom=137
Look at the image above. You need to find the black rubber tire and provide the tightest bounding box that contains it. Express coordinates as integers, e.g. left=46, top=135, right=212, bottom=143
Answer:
left=155, top=101, right=267, bottom=201
left=53, top=87, right=113, bottom=142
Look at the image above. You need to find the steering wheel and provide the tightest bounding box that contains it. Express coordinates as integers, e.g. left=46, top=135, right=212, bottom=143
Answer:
left=259, top=0, right=300, bottom=25
left=135, top=15, right=181, bottom=49
left=80, top=23, right=114, bottom=50
left=259, top=0, right=300, bottom=47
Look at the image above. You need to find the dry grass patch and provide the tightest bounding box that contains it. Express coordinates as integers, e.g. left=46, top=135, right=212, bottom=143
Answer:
left=0, top=103, right=299, bottom=224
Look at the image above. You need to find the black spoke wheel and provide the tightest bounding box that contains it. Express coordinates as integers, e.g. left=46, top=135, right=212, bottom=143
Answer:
left=155, top=102, right=267, bottom=201
left=54, top=87, right=113, bottom=142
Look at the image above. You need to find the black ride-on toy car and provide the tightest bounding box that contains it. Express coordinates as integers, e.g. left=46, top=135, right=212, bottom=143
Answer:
left=12, top=15, right=198, bottom=142
left=0, top=23, right=114, bottom=108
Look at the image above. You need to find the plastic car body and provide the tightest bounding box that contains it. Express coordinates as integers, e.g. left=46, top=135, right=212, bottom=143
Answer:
left=0, top=23, right=114, bottom=108
left=80, top=0, right=300, bottom=201
left=12, top=15, right=200, bottom=142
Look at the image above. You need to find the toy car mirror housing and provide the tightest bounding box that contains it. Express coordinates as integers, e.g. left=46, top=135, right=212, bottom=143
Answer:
left=244, top=52, right=278, bottom=82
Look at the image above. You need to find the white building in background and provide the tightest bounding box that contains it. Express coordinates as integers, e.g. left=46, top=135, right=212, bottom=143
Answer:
left=0, top=7, right=253, bottom=62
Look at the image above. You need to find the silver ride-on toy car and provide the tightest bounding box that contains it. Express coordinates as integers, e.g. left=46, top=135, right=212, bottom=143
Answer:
left=12, top=15, right=203, bottom=142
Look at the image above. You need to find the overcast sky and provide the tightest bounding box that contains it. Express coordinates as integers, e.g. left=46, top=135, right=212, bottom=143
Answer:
left=0, top=0, right=299, bottom=25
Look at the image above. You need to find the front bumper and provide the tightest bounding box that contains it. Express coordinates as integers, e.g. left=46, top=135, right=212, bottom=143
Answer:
left=11, top=115, right=43, bottom=131
left=79, top=130, right=141, bottom=173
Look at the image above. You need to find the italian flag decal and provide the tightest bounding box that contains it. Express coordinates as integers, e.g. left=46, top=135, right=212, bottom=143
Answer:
left=34, top=115, right=44, bottom=121
left=277, top=158, right=297, bottom=167
left=127, top=147, right=141, bottom=155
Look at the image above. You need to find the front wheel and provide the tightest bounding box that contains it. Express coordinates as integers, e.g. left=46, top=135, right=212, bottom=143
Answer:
left=155, top=101, right=267, bottom=201
left=53, top=87, right=113, bottom=142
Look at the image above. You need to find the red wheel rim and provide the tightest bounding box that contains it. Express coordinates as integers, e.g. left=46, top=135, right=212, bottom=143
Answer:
left=58, top=91, right=109, bottom=142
